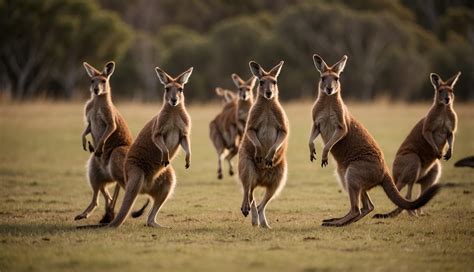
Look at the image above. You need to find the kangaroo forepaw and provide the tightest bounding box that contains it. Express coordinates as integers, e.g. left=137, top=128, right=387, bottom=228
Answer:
left=161, top=160, right=169, bottom=167
left=321, top=159, right=328, bottom=167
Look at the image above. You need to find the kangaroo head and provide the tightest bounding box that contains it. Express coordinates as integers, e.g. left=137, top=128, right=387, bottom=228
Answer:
left=231, top=73, right=256, bottom=101
left=313, top=54, right=347, bottom=96
left=83, top=61, right=115, bottom=96
left=155, top=67, right=193, bottom=107
left=430, top=72, right=460, bottom=106
left=249, top=61, right=284, bottom=100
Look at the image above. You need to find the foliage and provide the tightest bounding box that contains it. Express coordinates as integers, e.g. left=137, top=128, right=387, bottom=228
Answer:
left=0, top=0, right=472, bottom=101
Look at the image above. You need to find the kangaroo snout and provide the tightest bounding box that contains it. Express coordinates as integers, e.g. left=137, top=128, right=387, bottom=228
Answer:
left=93, top=88, right=99, bottom=95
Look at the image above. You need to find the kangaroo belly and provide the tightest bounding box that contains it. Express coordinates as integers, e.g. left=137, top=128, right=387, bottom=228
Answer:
left=165, top=129, right=180, bottom=151
left=258, top=125, right=277, bottom=154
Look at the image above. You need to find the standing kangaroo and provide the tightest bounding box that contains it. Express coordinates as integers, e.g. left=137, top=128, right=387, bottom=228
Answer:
left=374, top=72, right=460, bottom=218
left=76, top=61, right=132, bottom=224
left=308, top=54, right=440, bottom=227
left=238, top=61, right=289, bottom=229
left=108, top=66, right=193, bottom=228
left=209, top=87, right=239, bottom=179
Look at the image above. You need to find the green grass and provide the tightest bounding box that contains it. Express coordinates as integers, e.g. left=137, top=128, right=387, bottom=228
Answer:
left=0, top=101, right=473, bottom=272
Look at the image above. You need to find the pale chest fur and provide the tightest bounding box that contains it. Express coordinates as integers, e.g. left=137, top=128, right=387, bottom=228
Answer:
left=158, top=112, right=187, bottom=151
left=85, top=101, right=114, bottom=144
left=313, top=101, right=342, bottom=144
left=430, top=112, right=455, bottom=148
left=253, top=107, right=281, bottom=153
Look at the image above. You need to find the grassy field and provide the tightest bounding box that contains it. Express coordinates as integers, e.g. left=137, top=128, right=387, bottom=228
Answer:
left=0, top=101, right=473, bottom=272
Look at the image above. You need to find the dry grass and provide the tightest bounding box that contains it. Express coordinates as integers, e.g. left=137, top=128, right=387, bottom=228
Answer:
left=0, top=101, right=473, bottom=271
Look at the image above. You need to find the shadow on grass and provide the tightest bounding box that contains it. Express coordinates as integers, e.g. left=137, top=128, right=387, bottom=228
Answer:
left=0, top=222, right=81, bottom=237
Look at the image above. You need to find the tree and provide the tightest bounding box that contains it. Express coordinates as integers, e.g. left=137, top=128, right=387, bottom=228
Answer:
left=0, top=0, right=132, bottom=99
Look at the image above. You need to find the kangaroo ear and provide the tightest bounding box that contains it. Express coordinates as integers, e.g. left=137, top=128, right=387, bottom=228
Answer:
left=223, top=90, right=236, bottom=103
left=313, top=54, right=328, bottom=74
left=333, top=55, right=348, bottom=75
left=247, top=76, right=257, bottom=89
left=83, top=62, right=100, bottom=78
left=430, top=73, right=442, bottom=90
left=155, top=66, right=173, bottom=85
left=231, top=73, right=244, bottom=88
left=269, top=61, right=284, bottom=78
left=176, top=67, right=193, bottom=85
left=445, top=71, right=461, bottom=89
left=103, top=61, right=115, bottom=78
left=249, top=61, right=265, bottom=78
left=215, top=87, right=224, bottom=96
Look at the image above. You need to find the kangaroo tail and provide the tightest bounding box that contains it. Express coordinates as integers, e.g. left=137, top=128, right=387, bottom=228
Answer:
left=108, top=166, right=144, bottom=228
left=454, top=156, right=474, bottom=168
left=131, top=199, right=150, bottom=218
left=381, top=174, right=441, bottom=210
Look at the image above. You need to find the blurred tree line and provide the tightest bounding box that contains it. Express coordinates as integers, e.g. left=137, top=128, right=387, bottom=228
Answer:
left=0, top=0, right=473, bottom=101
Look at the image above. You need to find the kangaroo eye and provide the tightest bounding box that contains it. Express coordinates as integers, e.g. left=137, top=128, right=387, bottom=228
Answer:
left=178, top=87, right=183, bottom=92
left=259, top=80, right=264, bottom=86
left=101, top=79, right=106, bottom=84
left=90, top=79, right=94, bottom=83
left=334, top=77, right=339, bottom=81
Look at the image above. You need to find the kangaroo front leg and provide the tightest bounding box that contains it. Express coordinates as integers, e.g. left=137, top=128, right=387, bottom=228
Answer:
left=308, top=122, right=320, bottom=162
left=423, top=129, right=441, bottom=159
left=180, top=135, right=191, bottom=169
left=152, top=132, right=170, bottom=167
left=321, top=124, right=347, bottom=167
left=95, top=115, right=117, bottom=158
left=81, top=122, right=91, bottom=151
left=265, top=129, right=288, bottom=168
left=246, top=128, right=263, bottom=163
left=444, top=132, right=454, bottom=160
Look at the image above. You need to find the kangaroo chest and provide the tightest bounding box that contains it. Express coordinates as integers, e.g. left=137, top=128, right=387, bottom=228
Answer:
left=315, top=106, right=340, bottom=143
left=431, top=114, right=453, bottom=148
left=87, top=107, right=110, bottom=144
left=159, top=115, right=185, bottom=151
left=255, top=110, right=279, bottom=151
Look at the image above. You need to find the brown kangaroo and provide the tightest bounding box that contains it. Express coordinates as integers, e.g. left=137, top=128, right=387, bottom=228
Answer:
left=209, top=87, right=239, bottom=179
left=374, top=72, right=460, bottom=218
left=308, top=54, right=440, bottom=227
left=108, top=66, right=193, bottom=228
left=76, top=61, right=132, bottom=224
left=231, top=74, right=256, bottom=135
left=238, top=61, right=289, bottom=229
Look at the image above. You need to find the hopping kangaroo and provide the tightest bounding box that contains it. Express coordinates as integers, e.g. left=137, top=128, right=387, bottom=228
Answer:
left=308, top=54, right=440, bottom=227
left=374, top=72, right=460, bottom=218
left=209, top=75, right=256, bottom=179
left=108, top=66, right=193, bottom=228
left=76, top=61, right=132, bottom=224
left=238, top=61, right=289, bottom=228
left=209, top=87, right=239, bottom=179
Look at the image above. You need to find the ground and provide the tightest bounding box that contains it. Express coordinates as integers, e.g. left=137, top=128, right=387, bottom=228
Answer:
left=0, top=101, right=473, bottom=272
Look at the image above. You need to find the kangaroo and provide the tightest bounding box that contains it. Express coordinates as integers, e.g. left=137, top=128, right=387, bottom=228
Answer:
left=238, top=61, right=289, bottom=229
left=108, top=66, right=193, bottom=228
left=455, top=156, right=474, bottom=168
left=209, top=87, right=239, bottom=179
left=374, top=72, right=460, bottom=218
left=76, top=61, right=132, bottom=224
left=210, top=74, right=256, bottom=180
left=308, top=54, right=440, bottom=227
left=231, top=74, right=256, bottom=136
